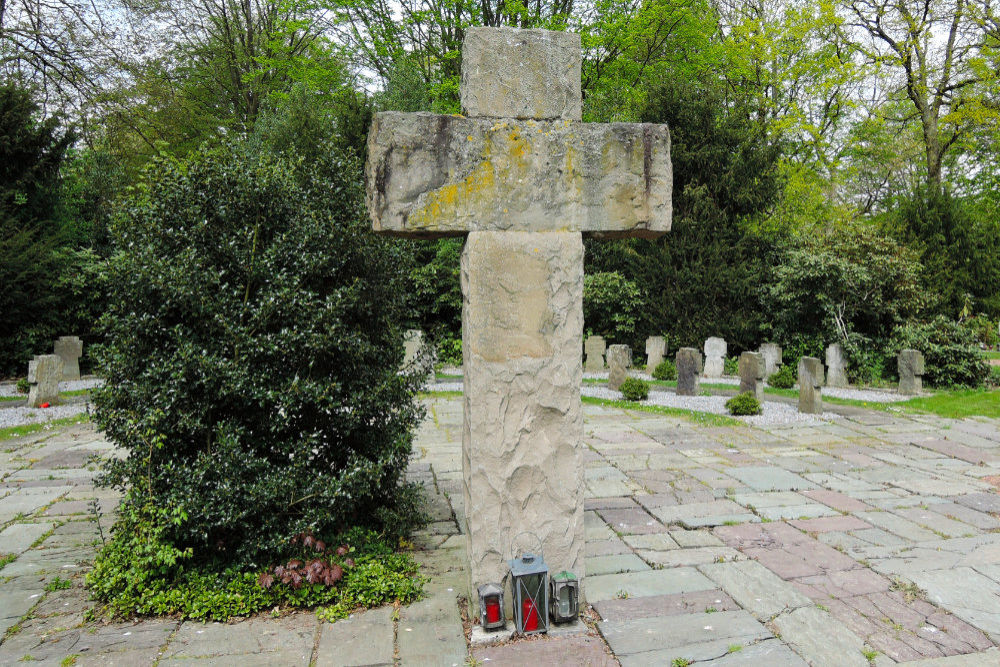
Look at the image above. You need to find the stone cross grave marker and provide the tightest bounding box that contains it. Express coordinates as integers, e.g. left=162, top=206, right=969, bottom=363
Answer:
left=898, top=349, right=925, bottom=395
left=402, top=329, right=423, bottom=367
left=28, top=354, right=62, bottom=408
left=703, top=337, right=727, bottom=378
left=607, top=344, right=632, bottom=391
left=739, top=351, right=765, bottom=400
left=759, top=343, right=782, bottom=379
left=365, top=27, right=671, bottom=602
left=675, top=348, right=703, bottom=396
left=825, top=343, right=848, bottom=388
left=645, top=336, right=666, bottom=375
left=798, top=356, right=824, bottom=414
left=53, top=335, right=82, bottom=381
left=584, top=335, right=606, bottom=372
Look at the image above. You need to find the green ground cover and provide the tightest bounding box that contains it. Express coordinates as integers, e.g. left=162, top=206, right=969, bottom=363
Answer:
left=899, top=390, right=1000, bottom=419
left=0, top=414, right=91, bottom=441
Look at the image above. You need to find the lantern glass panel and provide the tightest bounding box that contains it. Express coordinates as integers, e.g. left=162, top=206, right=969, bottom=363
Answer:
left=508, top=553, right=549, bottom=635
left=549, top=571, right=579, bottom=623
left=477, top=583, right=505, bottom=631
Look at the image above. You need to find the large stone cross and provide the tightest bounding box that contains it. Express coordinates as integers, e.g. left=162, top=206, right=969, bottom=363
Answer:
left=366, top=27, right=671, bottom=603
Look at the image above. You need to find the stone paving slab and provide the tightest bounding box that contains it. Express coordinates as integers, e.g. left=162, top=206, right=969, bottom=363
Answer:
left=907, top=568, right=1000, bottom=643
left=315, top=606, right=395, bottom=666
left=472, top=635, right=617, bottom=665
left=593, top=589, right=740, bottom=622
left=585, top=567, right=716, bottom=602
left=770, top=606, right=869, bottom=666
left=698, top=560, right=812, bottom=621
left=728, top=466, right=818, bottom=491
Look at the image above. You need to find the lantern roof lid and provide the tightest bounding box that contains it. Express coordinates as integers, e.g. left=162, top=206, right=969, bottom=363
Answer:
left=478, top=582, right=503, bottom=595
left=551, top=570, right=577, bottom=581
left=508, top=552, right=548, bottom=576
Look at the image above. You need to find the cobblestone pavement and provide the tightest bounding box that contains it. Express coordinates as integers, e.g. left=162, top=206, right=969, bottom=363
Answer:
left=2, top=399, right=1000, bottom=665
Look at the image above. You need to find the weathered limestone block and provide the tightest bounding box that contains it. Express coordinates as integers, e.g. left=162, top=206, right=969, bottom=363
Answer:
left=607, top=344, right=631, bottom=391
left=461, top=231, right=585, bottom=596
left=826, top=343, right=848, bottom=388
left=798, top=357, right=824, bottom=414
left=584, top=335, right=606, bottom=372
left=675, top=348, right=703, bottom=396
left=703, top=337, right=727, bottom=378
left=27, top=354, right=62, bottom=407
left=53, top=335, right=82, bottom=381
left=759, top=343, right=782, bottom=379
left=645, top=336, right=665, bottom=375
left=461, top=28, right=582, bottom=121
left=739, top=352, right=765, bottom=401
left=365, top=113, right=672, bottom=238
left=898, top=349, right=925, bottom=395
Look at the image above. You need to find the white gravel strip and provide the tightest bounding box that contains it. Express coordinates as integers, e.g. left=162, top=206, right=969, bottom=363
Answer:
left=0, top=403, right=89, bottom=429
left=427, top=381, right=839, bottom=426
left=821, top=386, right=908, bottom=403
left=0, top=377, right=104, bottom=397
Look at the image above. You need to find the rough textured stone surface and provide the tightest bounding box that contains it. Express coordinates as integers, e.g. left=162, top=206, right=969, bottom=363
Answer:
left=607, top=344, right=631, bottom=391
left=797, top=356, right=824, bottom=414
left=826, top=343, right=847, bottom=388
left=760, top=343, right=782, bottom=379
left=898, top=349, right=925, bottom=395
left=645, top=336, right=666, bottom=374
left=461, top=231, right=586, bottom=596
left=771, top=606, right=869, bottom=667
left=53, top=335, right=82, bottom=381
left=703, top=337, right=727, bottom=378
left=738, top=351, right=765, bottom=400
left=27, top=354, right=62, bottom=407
left=698, top=560, right=812, bottom=621
left=366, top=112, right=672, bottom=238
left=585, top=335, right=606, bottom=372
left=461, top=27, right=582, bottom=121
left=315, top=606, right=395, bottom=666
left=675, top=347, right=703, bottom=396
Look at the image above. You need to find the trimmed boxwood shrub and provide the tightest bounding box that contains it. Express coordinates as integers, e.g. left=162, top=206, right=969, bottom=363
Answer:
left=91, top=142, right=427, bottom=569
left=768, top=364, right=796, bottom=389
left=620, top=377, right=650, bottom=401
left=892, top=316, right=990, bottom=388
left=652, top=359, right=677, bottom=381
left=726, top=392, right=761, bottom=416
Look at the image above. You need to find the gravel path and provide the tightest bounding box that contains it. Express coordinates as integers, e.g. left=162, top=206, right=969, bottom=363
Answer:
left=0, top=403, right=89, bottom=428
left=429, top=381, right=839, bottom=426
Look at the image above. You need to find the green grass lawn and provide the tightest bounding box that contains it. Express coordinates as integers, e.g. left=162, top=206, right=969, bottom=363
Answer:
left=984, top=350, right=1000, bottom=360
left=0, top=414, right=91, bottom=442
left=899, top=390, right=1000, bottom=419
left=0, top=388, right=93, bottom=402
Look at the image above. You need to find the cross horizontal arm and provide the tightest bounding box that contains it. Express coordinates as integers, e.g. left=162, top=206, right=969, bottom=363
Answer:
left=365, top=112, right=672, bottom=238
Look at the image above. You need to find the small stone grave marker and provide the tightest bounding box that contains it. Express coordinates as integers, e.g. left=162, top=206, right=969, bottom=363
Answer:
left=607, top=345, right=632, bottom=391
left=28, top=354, right=62, bottom=407
left=645, top=336, right=665, bottom=375
left=53, top=335, right=82, bottom=381
left=585, top=335, right=606, bottom=372
left=675, top=348, right=703, bottom=396
left=825, top=343, right=847, bottom=388
left=703, top=337, right=726, bottom=378
left=898, top=349, right=925, bottom=395
left=759, top=343, right=782, bottom=379
left=798, top=356, right=824, bottom=414
left=739, top=351, right=765, bottom=401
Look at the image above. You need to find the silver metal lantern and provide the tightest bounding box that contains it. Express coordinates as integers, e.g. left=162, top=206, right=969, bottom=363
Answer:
left=477, top=582, right=505, bottom=631
left=549, top=570, right=579, bottom=623
left=507, top=552, right=548, bottom=634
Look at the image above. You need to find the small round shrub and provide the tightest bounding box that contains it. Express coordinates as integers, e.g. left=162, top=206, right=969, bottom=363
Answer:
left=652, top=359, right=677, bottom=381
left=620, top=377, right=650, bottom=401
left=892, top=316, right=989, bottom=387
left=15, top=378, right=29, bottom=394
left=768, top=364, right=796, bottom=389
left=988, top=365, right=1000, bottom=388
left=726, top=392, right=761, bottom=416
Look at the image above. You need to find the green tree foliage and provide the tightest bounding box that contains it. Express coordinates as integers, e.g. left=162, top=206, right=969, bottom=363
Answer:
left=583, top=271, right=642, bottom=345
left=768, top=227, right=926, bottom=345
left=587, top=79, right=784, bottom=352
left=0, top=83, right=77, bottom=375
left=890, top=188, right=1000, bottom=319
left=892, top=316, right=990, bottom=388
left=92, top=142, right=426, bottom=567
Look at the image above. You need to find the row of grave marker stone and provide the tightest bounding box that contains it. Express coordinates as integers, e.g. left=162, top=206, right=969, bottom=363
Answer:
left=596, top=336, right=926, bottom=399
left=22, top=336, right=83, bottom=408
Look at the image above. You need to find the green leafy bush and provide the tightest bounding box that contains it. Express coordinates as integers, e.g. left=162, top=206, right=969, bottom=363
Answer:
left=652, top=359, right=677, bottom=381
left=843, top=332, right=890, bottom=386
left=768, top=365, right=796, bottom=389
left=620, top=377, right=650, bottom=401
left=963, top=315, right=999, bottom=348
left=583, top=272, right=642, bottom=345
left=726, top=392, right=761, bottom=416
left=436, top=337, right=462, bottom=367
left=91, top=143, right=427, bottom=569
left=724, top=356, right=739, bottom=376
left=15, top=378, right=29, bottom=394
left=989, top=366, right=1000, bottom=388
left=87, top=504, right=424, bottom=621
left=892, top=316, right=990, bottom=388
